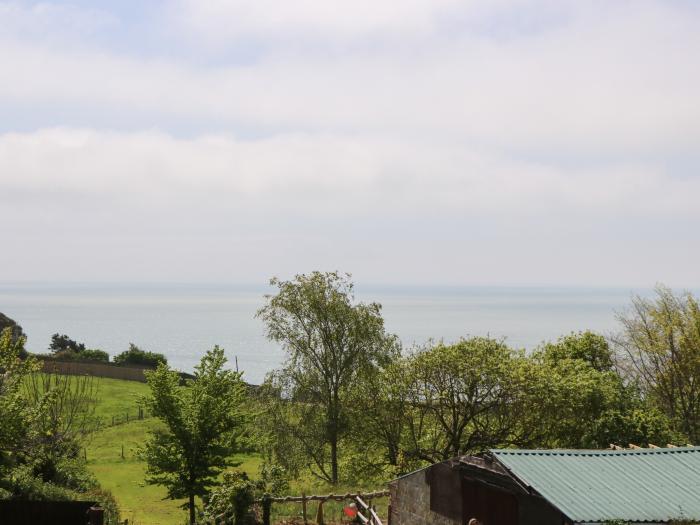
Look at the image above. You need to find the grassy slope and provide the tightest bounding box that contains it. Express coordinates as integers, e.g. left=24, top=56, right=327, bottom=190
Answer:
left=85, top=377, right=262, bottom=525
left=85, top=376, right=387, bottom=524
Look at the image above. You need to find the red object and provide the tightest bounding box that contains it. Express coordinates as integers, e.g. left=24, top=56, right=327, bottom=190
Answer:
left=343, top=505, right=358, bottom=517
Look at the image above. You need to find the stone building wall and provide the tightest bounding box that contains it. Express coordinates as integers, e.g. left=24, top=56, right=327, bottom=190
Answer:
left=389, top=467, right=461, bottom=525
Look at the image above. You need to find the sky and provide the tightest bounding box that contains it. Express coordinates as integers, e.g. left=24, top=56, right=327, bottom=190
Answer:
left=1, top=0, right=699, bottom=287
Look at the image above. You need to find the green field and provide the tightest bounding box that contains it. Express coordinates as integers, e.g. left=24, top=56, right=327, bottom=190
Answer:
left=82, top=377, right=259, bottom=525
left=83, top=376, right=386, bottom=525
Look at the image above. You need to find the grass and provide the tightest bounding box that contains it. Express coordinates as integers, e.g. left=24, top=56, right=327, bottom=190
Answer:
left=81, top=376, right=387, bottom=524
left=83, top=376, right=263, bottom=525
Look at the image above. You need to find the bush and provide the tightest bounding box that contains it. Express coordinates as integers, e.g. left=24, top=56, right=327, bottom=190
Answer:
left=204, top=471, right=256, bottom=524
left=113, top=343, right=167, bottom=367
left=52, top=348, right=109, bottom=362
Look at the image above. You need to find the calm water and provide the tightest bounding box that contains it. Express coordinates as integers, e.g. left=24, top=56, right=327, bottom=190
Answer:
left=0, top=283, right=656, bottom=384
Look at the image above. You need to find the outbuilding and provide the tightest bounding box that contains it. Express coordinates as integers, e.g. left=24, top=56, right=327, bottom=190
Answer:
left=389, top=446, right=700, bottom=525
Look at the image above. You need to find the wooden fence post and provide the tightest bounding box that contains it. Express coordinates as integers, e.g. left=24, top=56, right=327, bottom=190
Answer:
left=87, top=506, right=104, bottom=525
left=302, top=492, right=307, bottom=524
left=315, top=500, right=324, bottom=525
left=262, top=494, right=271, bottom=525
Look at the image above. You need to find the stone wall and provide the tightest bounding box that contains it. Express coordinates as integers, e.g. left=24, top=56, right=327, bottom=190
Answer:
left=389, top=467, right=461, bottom=525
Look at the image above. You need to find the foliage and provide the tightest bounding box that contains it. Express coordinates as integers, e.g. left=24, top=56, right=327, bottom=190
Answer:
left=0, top=312, right=25, bottom=348
left=526, top=331, right=680, bottom=449
left=204, top=470, right=256, bottom=524
left=49, top=333, right=109, bottom=362
left=113, top=343, right=167, bottom=367
left=22, top=371, right=100, bottom=482
left=0, top=328, right=119, bottom=521
left=258, top=462, right=290, bottom=496
left=256, top=272, right=394, bottom=484
left=614, top=285, right=700, bottom=442
left=140, top=347, right=247, bottom=524
left=53, top=348, right=110, bottom=362
left=400, top=337, right=526, bottom=462
left=49, top=333, right=86, bottom=354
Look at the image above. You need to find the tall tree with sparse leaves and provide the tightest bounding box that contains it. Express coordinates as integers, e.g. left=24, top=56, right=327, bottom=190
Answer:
left=140, top=347, right=246, bottom=525
left=256, top=271, right=392, bottom=484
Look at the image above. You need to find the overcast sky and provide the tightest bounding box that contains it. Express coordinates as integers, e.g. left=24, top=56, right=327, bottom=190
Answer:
left=1, top=0, right=699, bottom=287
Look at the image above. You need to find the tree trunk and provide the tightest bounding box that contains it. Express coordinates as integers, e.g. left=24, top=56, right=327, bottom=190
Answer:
left=330, top=436, right=338, bottom=484
left=189, top=493, right=195, bottom=525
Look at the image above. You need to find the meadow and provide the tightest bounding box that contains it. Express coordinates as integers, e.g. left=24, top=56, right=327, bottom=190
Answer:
left=83, top=376, right=386, bottom=525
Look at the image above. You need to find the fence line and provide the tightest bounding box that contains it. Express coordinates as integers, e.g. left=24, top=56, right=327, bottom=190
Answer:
left=202, top=489, right=390, bottom=525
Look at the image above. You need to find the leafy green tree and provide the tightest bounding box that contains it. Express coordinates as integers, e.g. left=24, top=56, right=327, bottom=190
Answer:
left=113, top=343, right=167, bottom=367
left=539, top=331, right=614, bottom=372
left=526, top=331, right=680, bottom=448
left=346, top=339, right=412, bottom=477
left=140, top=347, right=246, bottom=525
left=401, top=337, right=526, bottom=462
left=256, top=272, right=393, bottom=484
left=614, top=285, right=700, bottom=442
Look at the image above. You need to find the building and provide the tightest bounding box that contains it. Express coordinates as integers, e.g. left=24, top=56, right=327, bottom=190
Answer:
left=389, top=446, right=700, bottom=525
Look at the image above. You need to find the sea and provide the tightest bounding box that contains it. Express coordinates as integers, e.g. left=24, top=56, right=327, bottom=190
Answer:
left=0, top=283, right=668, bottom=384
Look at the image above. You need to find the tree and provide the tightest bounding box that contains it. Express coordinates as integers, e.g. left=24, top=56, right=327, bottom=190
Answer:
left=401, top=337, right=526, bottom=463
left=22, top=371, right=100, bottom=482
left=113, top=343, right=167, bottom=367
left=0, top=328, right=38, bottom=474
left=346, top=337, right=411, bottom=477
left=49, top=333, right=86, bottom=354
left=0, top=312, right=25, bottom=344
left=141, top=347, right=246, bottom=525
left=526, top=331, right=680, bottom=448
left=614, top=285, right=700, bottom=442
left=256, top=272, right=392, bottom=484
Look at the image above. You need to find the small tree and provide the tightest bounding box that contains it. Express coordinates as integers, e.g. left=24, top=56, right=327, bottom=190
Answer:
left=22, top=371, right=100, bottom=482
left=140, top=347, right=246, bottom=525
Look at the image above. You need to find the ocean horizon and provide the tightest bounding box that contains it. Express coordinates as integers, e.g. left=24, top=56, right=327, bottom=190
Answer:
left=0, top=282, right=684, bottom=384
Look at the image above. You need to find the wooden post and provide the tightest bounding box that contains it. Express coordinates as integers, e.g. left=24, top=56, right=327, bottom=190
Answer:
left=302, top=492, right=307, bottom=524
left=262, top=494, right=271, bottom=525
left=87, top=506, right=104, bottom=525
left=315, top=500, right=324, bottom=525
left=121, top=444, right=124, bottom=459
left=387, top=503, right=392, bottom=525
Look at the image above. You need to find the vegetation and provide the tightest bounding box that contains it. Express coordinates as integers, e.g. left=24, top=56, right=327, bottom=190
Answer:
left=140, top=347, right=247, bottom=525
left=0, top=328, right=120, bottom=523
left=114, top=343, right=167, bottom=367
left=256, top=272, right=396, bottom=484
left=49, top=333, right=109, bottom=362
left=6, top=279, right=700, bottom=524
left=0, top=311, right=25, bottom=343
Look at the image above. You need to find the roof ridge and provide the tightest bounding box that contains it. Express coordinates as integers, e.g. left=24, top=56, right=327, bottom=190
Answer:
left=491, top=446, right=700, bottom=456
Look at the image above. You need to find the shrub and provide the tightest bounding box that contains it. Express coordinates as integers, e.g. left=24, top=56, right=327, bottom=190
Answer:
left=52, top=348, right=109, bottom=362
left=205, top=471, right=256, bottom=524
left=113, top=343, right=167, bottom=368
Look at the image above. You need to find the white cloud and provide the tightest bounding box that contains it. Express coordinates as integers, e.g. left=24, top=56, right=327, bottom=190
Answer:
left=0, top=1, right=699, bottom=285
left=0, top=127, right=696, bottom=216
left=1, top=1, right=699, bottom=156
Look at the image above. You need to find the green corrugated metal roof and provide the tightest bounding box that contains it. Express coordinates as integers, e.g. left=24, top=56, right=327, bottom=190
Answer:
left=491, top=446, right=700, bottom=524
